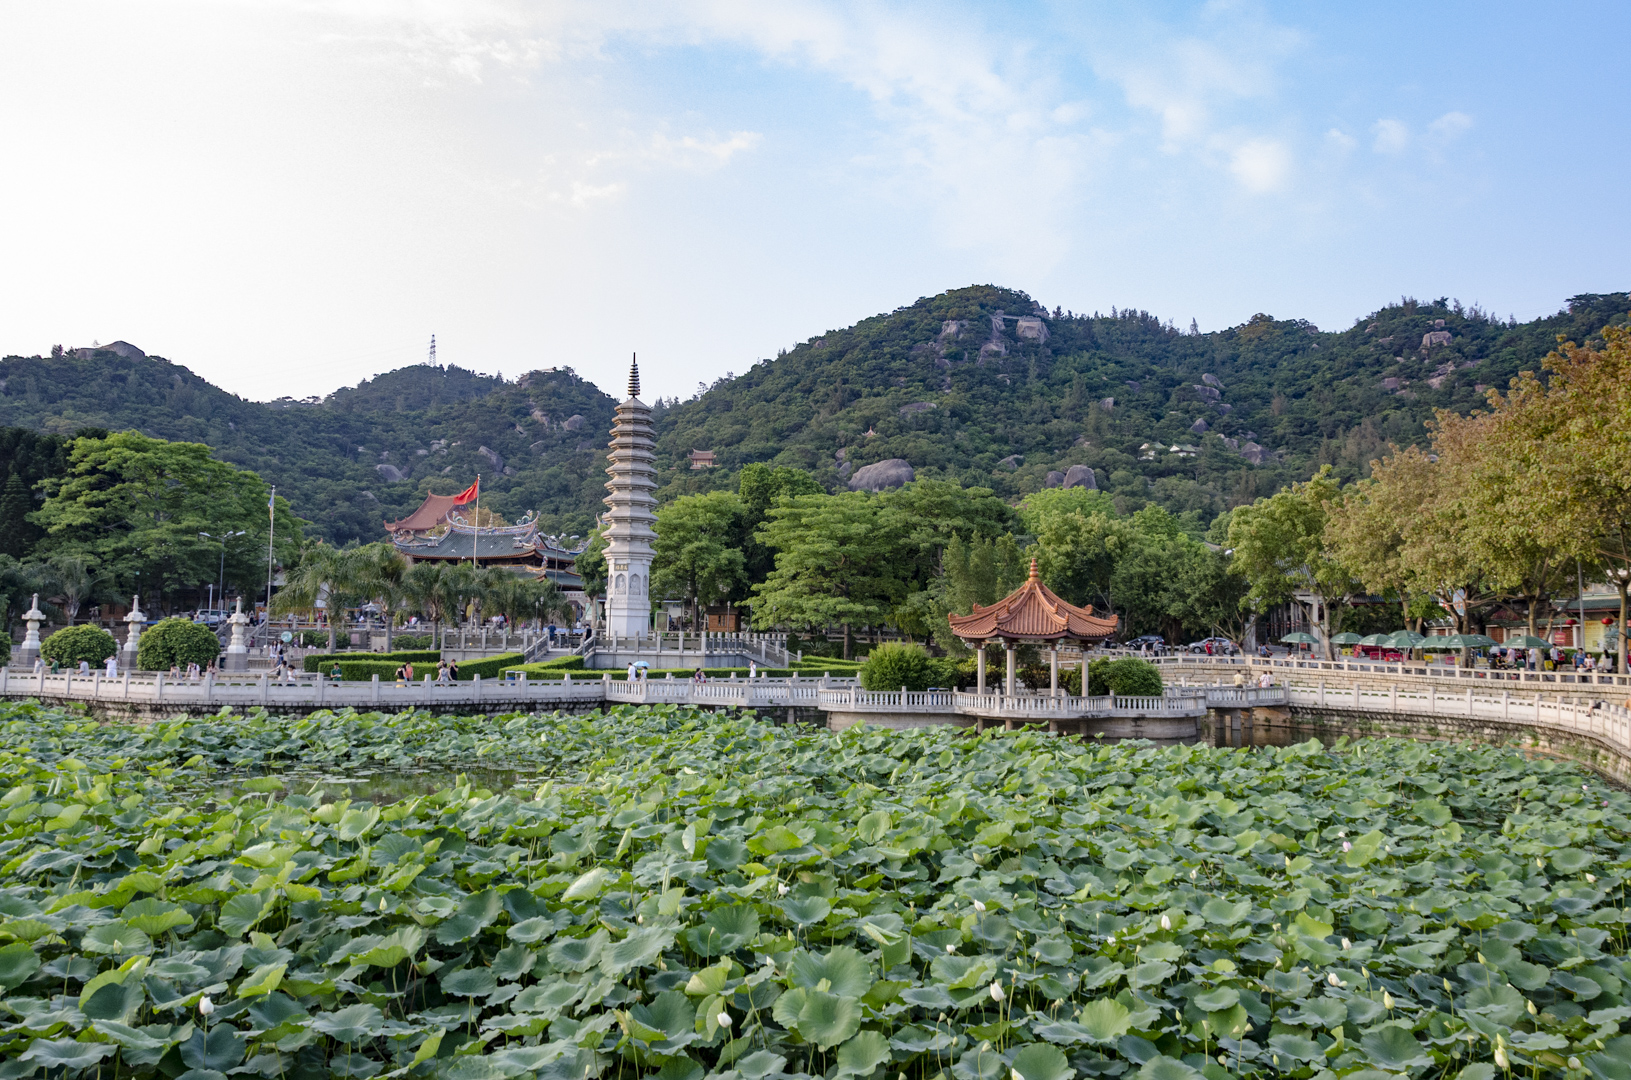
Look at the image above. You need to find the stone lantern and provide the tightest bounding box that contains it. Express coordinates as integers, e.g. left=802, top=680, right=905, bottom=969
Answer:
left=17, top=594, right=44, bottom=667
left=121, top=595, right=146, bottom=671
left=224, top=598, right=251, bottom=672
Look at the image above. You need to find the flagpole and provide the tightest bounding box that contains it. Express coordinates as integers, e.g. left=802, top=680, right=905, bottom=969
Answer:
left=266, top=486, right=276, bottom=630
left=473, top=475, right=481, bottom=570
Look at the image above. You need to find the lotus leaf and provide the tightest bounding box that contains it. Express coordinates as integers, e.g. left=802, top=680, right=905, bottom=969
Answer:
left=547, top=929, right=608, bottom=971
left=180, top=1026, right=247, bottom=1071
left=0, top=940, right=41, bottom=990
left=83, top=922, right=154, bottom=955
left=1136, top=1056, right=1201, bottom=1080
left=434, top=888, right=502, bottom=944
left=780, top=895, right=831, bottom=925
left=798, top=989, right=862, bottom=1048
left=1359, top=1024, right=1433, bottom=1070
left=310, top=1003, right=385, bottom=1044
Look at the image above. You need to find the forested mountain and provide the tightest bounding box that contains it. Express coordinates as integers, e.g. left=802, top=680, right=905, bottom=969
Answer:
left=0, top=354, right=617, bottom=544
left=1, top=286, right=1625, bottom=545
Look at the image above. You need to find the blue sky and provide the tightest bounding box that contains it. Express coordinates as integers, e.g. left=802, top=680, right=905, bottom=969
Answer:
left=2, top=1, right=1626, bottom=403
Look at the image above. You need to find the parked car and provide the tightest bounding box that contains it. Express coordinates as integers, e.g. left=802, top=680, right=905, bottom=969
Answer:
left=1124, top=634, right=1165, bottom=650
left=193, top=609, right=230, bottom=627
left=1187, top=636, right=1239, bottom=655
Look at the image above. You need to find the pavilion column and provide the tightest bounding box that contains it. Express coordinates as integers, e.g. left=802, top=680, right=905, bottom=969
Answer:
left=1050, top=648, right=1059, bottom=697
left=976, top=645, right=986, bottom=695
left=1005, top=643, right=1016, bottom=697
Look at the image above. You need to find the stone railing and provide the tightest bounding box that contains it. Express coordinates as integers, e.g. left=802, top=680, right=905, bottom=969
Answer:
left=1147, top=653, right=1631, bottom=691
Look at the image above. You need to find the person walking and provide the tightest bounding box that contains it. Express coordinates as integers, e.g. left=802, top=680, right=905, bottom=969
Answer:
left=627, top=662, right=637, bottom=682
left=105, top=654, right=118, bottom=678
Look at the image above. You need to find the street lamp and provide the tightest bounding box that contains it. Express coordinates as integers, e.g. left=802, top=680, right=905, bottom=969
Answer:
left=199, top=531, right=246, bottom=617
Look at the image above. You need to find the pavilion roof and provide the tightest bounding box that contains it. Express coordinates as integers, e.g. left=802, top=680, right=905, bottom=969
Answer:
left=947, top=559, right=1118, bottom=644
left=385, top=493, right=461, bottom=533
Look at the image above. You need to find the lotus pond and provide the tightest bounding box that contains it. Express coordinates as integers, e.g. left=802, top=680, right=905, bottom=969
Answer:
left=2, top=703, right=1630, bottom=1080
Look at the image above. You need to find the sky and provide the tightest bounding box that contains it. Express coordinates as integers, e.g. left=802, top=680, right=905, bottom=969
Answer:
left=2, top=1, right=1627, bottom=404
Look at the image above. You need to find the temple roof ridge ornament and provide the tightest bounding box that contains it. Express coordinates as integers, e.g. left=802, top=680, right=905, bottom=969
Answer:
left=947, top=557, right=1118, bottom=644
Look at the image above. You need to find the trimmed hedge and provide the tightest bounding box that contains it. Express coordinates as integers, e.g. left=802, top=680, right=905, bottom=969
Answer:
left=41, top=625, right=118, bottom=668
left=303, top=649, right=439, bottom=674
left=316, top=652, right=525, bottom=682
left=498, top=664, right=803, bottom=680
left=528, top=655, right=585, bottom=670
left=138, top=618, right=221, bottom=671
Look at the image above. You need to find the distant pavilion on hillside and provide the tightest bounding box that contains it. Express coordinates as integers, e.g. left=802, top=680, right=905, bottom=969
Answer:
left=948, top=559, right=1118, bottom=696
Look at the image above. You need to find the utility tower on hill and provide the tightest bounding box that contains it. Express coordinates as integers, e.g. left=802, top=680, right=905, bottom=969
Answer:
left=429, top=335, right=437, bottom=365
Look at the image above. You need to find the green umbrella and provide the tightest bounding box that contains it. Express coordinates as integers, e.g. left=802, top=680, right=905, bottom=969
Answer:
left=1280, top=632, right=1319, bottom=644
left=1388, top=630, right=1428, bottom=647
left=1442, top=633, right=1496, bottom=648
left=1329, top=632, right=1363, bottom=644
left=1358, top=633, right=1392, bottom=646
left=1503, top=635, right=1552, bottom=649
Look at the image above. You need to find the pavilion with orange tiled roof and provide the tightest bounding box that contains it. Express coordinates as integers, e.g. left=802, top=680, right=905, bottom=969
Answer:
left=947, top=558, right=1119, bottom=696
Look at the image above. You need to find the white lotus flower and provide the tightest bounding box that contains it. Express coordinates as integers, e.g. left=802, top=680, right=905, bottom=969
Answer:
left=946, top=944, right=957, bottom=954
left=1570, top=1058, right=1583, bottom=1070
left=1327, top=972, right=1342, bottom=987
left=1587, top=873, right=1597, bottom=883
left=1160, top=914, right=1171, bottom=931
left=198, top=996, right=215, bottom=1016
left=1341, top=937, right=1351, bottom=950
left=777, top=882, right=789, bottom=896
left=1106, top=934, right=1115, bottom=945
left=1342, top=841, right=1352, bottom=852
left=1382, top=991, right=1395, bottom=1009
left=989, top=981, right=1005, bottom=1002
left=717, top=1012, right=732, bottom=1029
left=973, top=900, right=986, bottom=912
left=1495, top=1046, right=1509, bottom=1070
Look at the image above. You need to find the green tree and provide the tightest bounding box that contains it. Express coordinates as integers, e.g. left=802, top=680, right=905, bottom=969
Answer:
left=40, top=624, right=117, bottom=668
left=0, top=472, right=32, bottom=559
left=737, top=464, right=823, bottom=584
left=1226, top=465, right=1355, bottom=655
left=137, top=618, right=221, bottom=670
left=859, top=642, right=954, bottom=691
left=349, top=543, right=409, bottom=650
left=652, top=491, right=748, bottom=628
left=42, top=553, right=111, bottom=625
left=32, top=432, right=303, bottom=603
left=752, top=491, right=899, bottom=659
left=576, top=530, right=608, bottom=600
left=271, top=544, right=355, bottom=652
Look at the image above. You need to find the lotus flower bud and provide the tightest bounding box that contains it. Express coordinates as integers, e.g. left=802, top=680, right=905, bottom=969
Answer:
left=1012, top=1070, right=1023, bottom=1080
left=1342, top=841, right=1352, bottom=852
left=1527, top=1000, right=1537, bottom=1015
left=1341, top=938, right=1351, bottom=950
left=1382, top=991, right=1395, bottom=1009
left=198, top=996, right=214, bottom=1016
left=1443, top=978, right=1452, bottom=993
left=974, top=900, right=986, bottom=912
left=1160, top=914, right=1171, bottom=930
left=989, top=981, right=1005, bottom=1002
left=1570, top=1058, right=1583, bottom=1070
left=946, top=944, right=957, bottom=954
left=1495, top=1046, right=1509, bottom=1070
left=1537, top=857, right=1545, bottom=868
left=1327, top=972, right=1342, bottom=987
left=1587, top=873, right=1597, bottom=883
left=717, top=1011, right=732, bottom=1029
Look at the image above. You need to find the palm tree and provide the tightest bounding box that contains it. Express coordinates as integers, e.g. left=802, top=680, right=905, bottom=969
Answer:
left=401, top=561, right=461, bottom=647
left=349, top=543, right=409, bottom=650
left=272, top=543, right=354, bottom=652
left=44, top=553, right=111, bottom=625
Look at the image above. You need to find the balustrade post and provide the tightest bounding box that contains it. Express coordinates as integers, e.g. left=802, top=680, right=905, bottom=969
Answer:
left=1427, top=685, right=1435, bottom=713
left=155, top=672, right=164, bottom=702
left=1466, top=687, right=1473, bottom=716
left=1502, top=689, right=1510, bottom=720
left=123, top=670, right=130, bottom=701
left=372, top=673, right=380, bottom=705
left=1318, top=680, right=1325, bottom=707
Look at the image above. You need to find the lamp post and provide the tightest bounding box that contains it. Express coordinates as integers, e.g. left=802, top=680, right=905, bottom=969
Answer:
left=199, top=530, right=246, bottom=616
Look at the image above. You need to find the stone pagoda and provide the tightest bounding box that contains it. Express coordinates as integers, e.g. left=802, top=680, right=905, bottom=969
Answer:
left=601, top=357, right=657, bottom=638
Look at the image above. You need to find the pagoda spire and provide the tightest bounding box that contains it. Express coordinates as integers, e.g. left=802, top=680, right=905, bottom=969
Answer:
left=628, top=354, right=641, bottom=399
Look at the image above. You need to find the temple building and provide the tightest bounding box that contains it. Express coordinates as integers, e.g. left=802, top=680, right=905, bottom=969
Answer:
left=386, top=487, right=586, bottom=601
left=601, top=358, right=657, bottom=638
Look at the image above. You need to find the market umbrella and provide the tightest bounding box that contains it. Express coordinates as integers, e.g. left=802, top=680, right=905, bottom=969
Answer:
left=1503, top=635, right=1552, bottom=650
left=1358, top=633, right=1392, bottom=647
left=1387, top=630, right=1428, bottom=648
left=1443, top=633, right=1496, bottom=648
left=1280, top=632, right=1319, bottom=645
left=1329, top=632, right=1364, bottom=644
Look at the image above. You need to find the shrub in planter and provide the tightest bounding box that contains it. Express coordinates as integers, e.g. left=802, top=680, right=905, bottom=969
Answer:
left=41, top=625, right=118, bottom=668
left=1086, top=656, right=1163, bottom=697
left=138, top=618, right=221, bottom=670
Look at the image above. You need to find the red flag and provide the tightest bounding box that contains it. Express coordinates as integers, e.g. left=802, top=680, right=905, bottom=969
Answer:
left=451, top=479, right=480, bottom=505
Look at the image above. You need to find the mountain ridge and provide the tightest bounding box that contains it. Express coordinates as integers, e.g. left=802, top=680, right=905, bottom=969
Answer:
left=3, top=284, right=1625, bottom=543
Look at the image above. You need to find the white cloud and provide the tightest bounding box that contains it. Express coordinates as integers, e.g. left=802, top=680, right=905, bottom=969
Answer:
left=1372, top=118, right=1410, bottom=154
left=1428, top=110, right=1473, bottom=139
left=1229, top=137, right=1292, bottom=192
left=1325, top=127, right=1356, bottom=153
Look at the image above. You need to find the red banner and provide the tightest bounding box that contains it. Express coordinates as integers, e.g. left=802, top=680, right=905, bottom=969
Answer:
left=451, top=479, right=480, bottom=505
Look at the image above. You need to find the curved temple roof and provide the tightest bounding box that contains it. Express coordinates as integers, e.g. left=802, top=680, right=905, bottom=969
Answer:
left=947, top=559, right=1118, bottom=644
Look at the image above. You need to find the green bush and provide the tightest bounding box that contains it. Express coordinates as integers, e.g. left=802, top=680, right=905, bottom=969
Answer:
left=0, top=632, right=10, bottom=666
left=326, top=659, right=436, bottom=682
left=858, top=643, right=957, bottom=691
left=392, top=633, right=434, bottom=649
left=530, top=655, right=585, bottom=670
left=41, top=625, right=118, bottom=668
left=453, top=652, right=526, bottom=680
left=137, top=618, right=221, bottom=671
left=1087, top=656, right=1163, bottom=697
left=298, top=630, right=329, bottom=648
left=303, top=649, right=439, bottom=674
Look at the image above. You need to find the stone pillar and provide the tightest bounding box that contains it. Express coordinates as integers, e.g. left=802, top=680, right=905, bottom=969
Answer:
left=1005, top=643, right=1016, bottom=697
left=1049, top=648, right=1059, bottom=696
left=224, top=598, right=251, bottom=672
left=17, top=594, right=44, bottom=667
left=121, top=596, right=145, bottom=671
left=976, top=645, right=986, bottom=695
